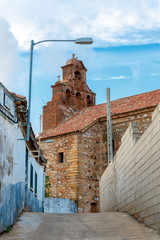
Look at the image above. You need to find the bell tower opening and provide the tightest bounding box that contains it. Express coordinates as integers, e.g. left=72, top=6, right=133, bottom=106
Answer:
left=75, top=71, right=81, bottom=80
left=66, top=89, right=71, bottom=106
left=76, top=92, right=83, bottom=109
left=87, top=95, right=92, bottom=107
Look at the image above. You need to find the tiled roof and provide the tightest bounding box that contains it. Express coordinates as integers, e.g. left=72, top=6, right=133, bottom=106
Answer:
left=10, top=92, right=26, bottom=99
left=40, top=89, right=160, bottom=139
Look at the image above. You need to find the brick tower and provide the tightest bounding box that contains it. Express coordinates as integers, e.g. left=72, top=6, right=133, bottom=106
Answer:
left=43, top=54, right=96, bottom=132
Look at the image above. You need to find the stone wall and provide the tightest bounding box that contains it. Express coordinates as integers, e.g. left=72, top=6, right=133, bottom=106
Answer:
left=77, top=124, right=102, bottom=213
left=40, top=107, right=155, bottom=213
left=100, top=104, right=160, bottom=231
left=112, top=108, right=154, bottom=155
left=40, top=134, right=79, bottom=200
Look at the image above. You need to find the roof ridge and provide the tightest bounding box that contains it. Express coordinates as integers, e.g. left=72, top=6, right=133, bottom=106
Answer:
left=111, top=89, right=160, bottom=102
left=40, top=89, right=160, bottom=139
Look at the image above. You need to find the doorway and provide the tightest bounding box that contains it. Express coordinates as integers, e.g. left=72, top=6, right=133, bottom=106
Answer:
left=91, top=203, right=98, bottom=213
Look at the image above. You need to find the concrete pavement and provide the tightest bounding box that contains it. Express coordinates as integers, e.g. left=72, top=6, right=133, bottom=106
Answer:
left=0, top=212, right=160, bottom=240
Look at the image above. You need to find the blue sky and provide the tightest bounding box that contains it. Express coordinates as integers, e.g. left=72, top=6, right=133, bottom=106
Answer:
left=0, top=0, right=160, bottom=134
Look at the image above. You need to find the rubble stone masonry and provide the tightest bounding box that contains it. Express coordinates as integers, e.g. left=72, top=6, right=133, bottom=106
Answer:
left=40, top=107, right=155, bottom=213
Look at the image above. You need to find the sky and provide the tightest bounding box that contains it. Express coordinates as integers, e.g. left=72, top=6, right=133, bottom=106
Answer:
left=0, top=0, right=160, bottom=135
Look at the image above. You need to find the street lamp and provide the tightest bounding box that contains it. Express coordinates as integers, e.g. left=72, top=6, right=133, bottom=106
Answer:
left=25, top=37, right=93, bottom=141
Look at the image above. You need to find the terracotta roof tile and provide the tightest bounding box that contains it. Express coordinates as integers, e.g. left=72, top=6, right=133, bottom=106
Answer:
left=40, top=89, right=160, bottom=139
left=10, top=92, right=26, bottom=99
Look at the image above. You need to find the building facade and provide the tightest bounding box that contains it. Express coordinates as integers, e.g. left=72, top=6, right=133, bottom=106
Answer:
left=0, top=83, right=46, bottom=233
left=39, top=55, right=160, bottom=213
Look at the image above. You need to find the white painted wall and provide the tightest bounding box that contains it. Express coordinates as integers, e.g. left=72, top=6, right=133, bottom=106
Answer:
left=28, top=154, right=45, bottom=202
left=0, top=89, right=26, bottom=232
left=0, top=82, right=45, bottom=232
left=0, top=99, right=26, bottom=186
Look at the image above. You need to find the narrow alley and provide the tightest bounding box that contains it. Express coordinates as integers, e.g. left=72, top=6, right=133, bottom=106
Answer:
left=1, top=212, right=160, bottom=240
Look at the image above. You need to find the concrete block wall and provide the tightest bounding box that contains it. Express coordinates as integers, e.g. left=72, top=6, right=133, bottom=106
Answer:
left=100, top=103, right=160, bottom=231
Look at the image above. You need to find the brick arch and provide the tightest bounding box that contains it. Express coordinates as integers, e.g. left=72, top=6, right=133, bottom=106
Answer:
left=66, top=89, right=71, bottom=106
left=76, top=92, right=83, bottom=109
left=75, top=71, right=81, bottom=80
left=87, top=95, right=92, bottom=107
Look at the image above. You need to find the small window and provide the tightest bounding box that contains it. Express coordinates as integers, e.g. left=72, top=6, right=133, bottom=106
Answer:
left=30, top=164, right=33, bottom=189
left=4, top=93, right=11, bottom=109
left=35, top=172, right=37, bottom=195
left=58, top=152, right=64, bottom=163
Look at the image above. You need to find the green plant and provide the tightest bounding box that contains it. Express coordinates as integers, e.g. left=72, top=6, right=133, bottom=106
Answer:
left=6, top=227, right=11, bottom=233
left=45, top=175, right=51, bottom=198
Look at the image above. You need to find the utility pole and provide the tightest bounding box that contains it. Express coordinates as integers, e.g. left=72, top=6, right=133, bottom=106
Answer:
left=39, top=115, right=42, bottom=135
left=106, top=88, right=113, bottom=163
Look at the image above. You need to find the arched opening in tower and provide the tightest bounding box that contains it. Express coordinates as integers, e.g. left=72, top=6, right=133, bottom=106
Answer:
left=87, top=95, right=92, bottom=107
left=76, top=92, right=83, bottom=109
left=75, top=71, right=81, bottom=80
left=66, top=89, right=71, bottom=106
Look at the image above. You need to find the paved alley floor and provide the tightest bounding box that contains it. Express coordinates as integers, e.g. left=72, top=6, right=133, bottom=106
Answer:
left=0, top=212, right=160, bottom=240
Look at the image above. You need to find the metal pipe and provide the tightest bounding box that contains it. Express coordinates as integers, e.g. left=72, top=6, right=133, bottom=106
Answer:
left=34, top=39, right=75, bottom=45
left=106, top=88, right=113, bottom=163
left=26, top=40, right=34, bottom=141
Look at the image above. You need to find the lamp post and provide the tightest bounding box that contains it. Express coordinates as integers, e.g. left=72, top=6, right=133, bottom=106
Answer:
left=26, top=37, right=93, bottom=141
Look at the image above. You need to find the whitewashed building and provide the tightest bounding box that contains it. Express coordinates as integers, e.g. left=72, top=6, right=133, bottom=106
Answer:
left=0, top=82, right=46, bottom=233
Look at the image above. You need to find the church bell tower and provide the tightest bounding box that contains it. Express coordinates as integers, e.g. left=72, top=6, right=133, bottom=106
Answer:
left=43, top=54, right=96, bottom=132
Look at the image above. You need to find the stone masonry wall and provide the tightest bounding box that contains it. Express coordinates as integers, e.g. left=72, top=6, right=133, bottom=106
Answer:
left=77, top=123, right=102, bottom=213
left=40, top=107, right=155, bottom=213
left=112, top=108, right=155, bottom=155
left=39, top=134, right=79, bottom=200
left=75, top=108, right=154, bottom=213
left=100, top=103, right=160, bottom=231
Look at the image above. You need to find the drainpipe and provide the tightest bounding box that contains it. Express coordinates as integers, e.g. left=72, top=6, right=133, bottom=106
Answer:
left=106, top=88, right=113, bottom=163
left=42, top=166, right=46, bottom=212
left=25, top=148, right=29, bottom=209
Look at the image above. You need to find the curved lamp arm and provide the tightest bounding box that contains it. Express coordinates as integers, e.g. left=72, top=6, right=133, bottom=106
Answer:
left=26, top=37, right=93, bottom=141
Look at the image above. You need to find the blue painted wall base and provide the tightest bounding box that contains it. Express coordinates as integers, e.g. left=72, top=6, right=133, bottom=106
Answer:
left=44, top=197, right=77, bottom=213
left=0, top=182, right=25, bottom=233
left=27, top=188, right=43, bottom=212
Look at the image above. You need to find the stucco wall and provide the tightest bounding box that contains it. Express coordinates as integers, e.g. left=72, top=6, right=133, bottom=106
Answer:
left=44, top=197, right=77, bottom=213
left=0, top=112, right=26, bottom=232
left=100, top=103, right=160, bottom=231
left=27, top=155, right=45, bottom=212
left=0, top=83, right=45, bottom=232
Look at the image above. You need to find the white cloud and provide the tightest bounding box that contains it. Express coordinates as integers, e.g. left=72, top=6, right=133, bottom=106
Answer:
left=150, top=73, right=160, bottom=77
left=0, top=18, right=19, bottom=89
left=92, top=76, right=128, bottom=81
left=0, top=0, right=160, bottom=50
left=108, top=76, right=128, bottom=80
